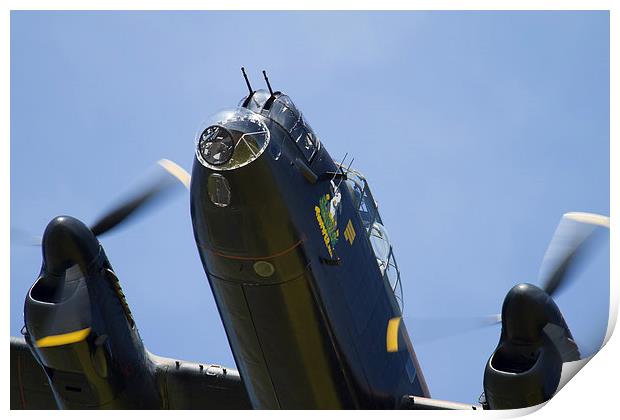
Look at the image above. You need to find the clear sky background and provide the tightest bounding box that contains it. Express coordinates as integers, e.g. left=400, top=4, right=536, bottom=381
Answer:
left=10, top=11, right=609, bottom=405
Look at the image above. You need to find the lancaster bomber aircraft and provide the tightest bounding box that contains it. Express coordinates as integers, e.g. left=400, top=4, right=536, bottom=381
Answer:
left=10, top=69, right=610, bottom=410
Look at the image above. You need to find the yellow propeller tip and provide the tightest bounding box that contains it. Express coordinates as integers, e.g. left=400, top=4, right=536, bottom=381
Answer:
left=158, top=159, right=191, bottom=189
left=386, top=317, right=402, bottom=353
left=35, top=327, right=92, bottom=348
left=564, top=212, right=610, bottom=229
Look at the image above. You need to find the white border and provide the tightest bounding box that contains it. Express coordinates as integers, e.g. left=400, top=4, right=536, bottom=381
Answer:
left=0, top=0, right=617, bottom=11
left=2, top=1, right=616, bottom=418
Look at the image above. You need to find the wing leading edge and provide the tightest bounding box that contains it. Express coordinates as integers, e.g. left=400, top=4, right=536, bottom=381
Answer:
left=10, top=336, right=251, bottom=409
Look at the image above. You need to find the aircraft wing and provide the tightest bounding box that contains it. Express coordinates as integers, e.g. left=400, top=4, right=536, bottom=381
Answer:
left=11, top=336, right=57, bottom=409
left=147, top=354, right=252, bottom=409
left=10, top=336, right=251, bottom=409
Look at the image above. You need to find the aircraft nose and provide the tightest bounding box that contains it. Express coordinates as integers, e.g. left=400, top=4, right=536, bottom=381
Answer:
left=42, top=216, right=100, bottom=275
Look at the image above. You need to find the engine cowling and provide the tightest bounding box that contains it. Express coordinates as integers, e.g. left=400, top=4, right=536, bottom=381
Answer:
left=483, top=283, right=578, bottom=409
left=24, top=216, right=161, bottom=409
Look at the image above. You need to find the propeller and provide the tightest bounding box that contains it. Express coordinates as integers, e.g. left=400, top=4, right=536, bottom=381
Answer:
left=538, top=212, right=609, bottom=297
left=90, top=159, right=190, bottom=236
left=386, top=315, right=502, bottom=350
left=10, top=226, right=43, bottom=247
left=19, top=159, right=190, bottom=368
left=12, top=159, right=191, bottom=244
left=387, top=211, right=610, bottom=353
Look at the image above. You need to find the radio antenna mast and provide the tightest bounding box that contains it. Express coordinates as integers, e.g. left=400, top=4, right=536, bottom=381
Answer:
left=338, top=157, right=355, bottom=188
left=331, top=152, right=349, bottom=183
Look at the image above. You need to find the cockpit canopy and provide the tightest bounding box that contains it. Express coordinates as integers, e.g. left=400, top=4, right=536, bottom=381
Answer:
left=267, top=95, right=320, bottom=161
left=344, top=169, right=404, bottom=313
left=239, top=90, right=321, bottom=162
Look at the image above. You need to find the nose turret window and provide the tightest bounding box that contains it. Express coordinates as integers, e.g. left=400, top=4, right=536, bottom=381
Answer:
left=196, top=108, right=270, bottom=171
left=198, top=126, right=235, bottom=166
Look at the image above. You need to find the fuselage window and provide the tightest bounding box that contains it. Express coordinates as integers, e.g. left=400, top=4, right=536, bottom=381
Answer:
left=344, top=169, right=404, bottom=312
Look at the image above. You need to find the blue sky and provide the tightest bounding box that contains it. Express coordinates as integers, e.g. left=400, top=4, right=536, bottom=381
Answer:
left=10, top=11, right=609, bottom=405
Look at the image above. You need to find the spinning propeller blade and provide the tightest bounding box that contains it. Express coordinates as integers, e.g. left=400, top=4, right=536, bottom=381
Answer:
left=538, top=212, right=609, bottom=297
left=386, top=314, right=501, bottom=352
left=386, top=212, right=609, bottom=353
left=90, top=159, right=190, bottom=236
left=10, top=227, right=43, bottom=247
left=12, top=159, right=190, bottom=245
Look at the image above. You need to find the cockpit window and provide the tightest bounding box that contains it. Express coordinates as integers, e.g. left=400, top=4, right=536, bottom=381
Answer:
left=344, top=169, right=404, bottom=313
left=196, top=108, right=270, bottom=171
left=269, top=95, right=320, bottom=161
left=239, top=89, right=271, bottom=113
left=270, top=95, right=299, bottom=129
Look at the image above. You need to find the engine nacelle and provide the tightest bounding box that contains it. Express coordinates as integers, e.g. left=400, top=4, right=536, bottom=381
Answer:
left=24, top=216, right=161, bottom=409
left=483, top=335, right=562, bottom=409
left=482, top=283, right=578, bottom=409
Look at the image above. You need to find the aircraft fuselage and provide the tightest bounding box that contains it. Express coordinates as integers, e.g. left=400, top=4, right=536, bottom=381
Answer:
left=190, top=90, right=429, bottom=408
